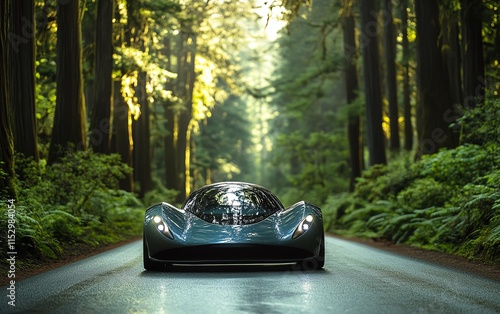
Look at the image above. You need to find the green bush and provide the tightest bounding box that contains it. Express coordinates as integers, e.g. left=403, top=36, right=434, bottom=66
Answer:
left=354, top=156, right=416, bottom=203
left=416, top=144, right=499, bottom=187
left=0, top=151, right=143, bottom=263
left=322, top=192, right=366, bottom=231
left=455, top=94, right=500, bottom=146
left=143, top=178, right=179, bottom=207
left=437, top=182, right=500, bottom=260
left=274, top=130, right=350, bottom=205
left=323, top=95, right=500, bottom=264
left=397, top=178, right=452, bottom=209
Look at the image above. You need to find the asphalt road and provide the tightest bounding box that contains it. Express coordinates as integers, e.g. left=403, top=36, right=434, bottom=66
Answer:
left=2, top=237, right=499, bottom=313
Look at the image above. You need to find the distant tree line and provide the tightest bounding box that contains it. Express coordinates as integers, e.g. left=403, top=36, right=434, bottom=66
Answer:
left=1, top=0, right=499, bottom=207
left=265, top=0, right=498, bottom=203
left=0, top=0, right=256, bottom=203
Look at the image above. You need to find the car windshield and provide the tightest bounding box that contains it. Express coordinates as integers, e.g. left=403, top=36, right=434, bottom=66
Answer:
left=183, top=183, right=284, bottom=225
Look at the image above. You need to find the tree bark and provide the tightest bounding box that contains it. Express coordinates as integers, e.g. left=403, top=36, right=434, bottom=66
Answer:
left=441, top=8, right=463, bottom=108
left=164, top=101, right=179, bottom=191
left=382, top=0, right=400, bottom=151
left=342, top=3, right=362, bottom=192
left=0, top=0, right=16, bottom=197
left=126, top=0, right=153, bottom=197
left=90, top=0, right=114, bottom=154
left=10, top=0, right=38, bottom=162
left=163, top=36, right=179, bottom=192
left=49, top=0, right=87, bottom=163
left=175, top=31, right=196, bottom=202
left=414, top=0, right=458, bottom=159
left=359, top=0, right=387, bottom=166
left=400, top=0, right=413, bottom=151
left=113, top=80, right=133, bottom=191
left=133, top=71, right=153, bottom=198
left=461, top=0, right=485, bottom=106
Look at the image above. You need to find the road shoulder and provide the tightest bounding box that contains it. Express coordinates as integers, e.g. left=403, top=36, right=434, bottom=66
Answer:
left=0, top=237, right=141, bottom=286
left=333, top=234, right=500, bottom=281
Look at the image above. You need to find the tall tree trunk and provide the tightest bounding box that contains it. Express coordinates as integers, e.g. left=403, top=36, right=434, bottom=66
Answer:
left=185, top=35, right=197, bottom=197
left=441, top=8, right=463, bottom=108
left=414, top=1, right=457, bottom=159
left=0, top=0, right=16, bottom=197
left=90, top=0, right=114, bottom=154
left=382, top=0, right=400, bottom=151
left=109, top=0, right=132, bottom=192
left=400, top=0, right=413, bottom=151
left=175, top=31, right=196, bottom=202
left=10, top=0, right=38, bottom=162
left=163, top=36, right=179, bottom=192
left=49, top=0, right=86, bottom=163
left=461, top=0, right=485, bottom=107
left=127, top=0, right=153, bottom=197
left=164, top=101, right=178, bottom=191
left=175, top=33, right=187, bottom=202
left=113, top=80, right=133, bottom=191
left=133, top=71, right=153, bottom=198
left=342, top=3, right=362, bottom=192
left=359, top=0, right=387, bottom=166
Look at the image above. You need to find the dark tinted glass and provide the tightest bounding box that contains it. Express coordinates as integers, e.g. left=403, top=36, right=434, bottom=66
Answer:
left=183, top=183, right=284, bottom=225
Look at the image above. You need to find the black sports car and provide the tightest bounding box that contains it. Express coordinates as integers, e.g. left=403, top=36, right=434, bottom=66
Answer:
left=143, top=181, right=325, bottom=270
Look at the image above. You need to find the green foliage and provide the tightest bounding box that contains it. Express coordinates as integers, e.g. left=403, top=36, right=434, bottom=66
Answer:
left=143, top=178, right=180, bottom=208
left=322, top=192, right=367, bottom=232
left=141, top=0, right=182, bottom=18
left=35, top=56, right=57, bottom=155
left=417, top=143, right=499, bottom=187
left=265, top=0, right=349, bottom=202
left=354, top=156, right=416, bottom=202
left=0, top=161, right=8, bottom=195
left=0, top=151, right=143, bottom=263
left=325, top=95, right=500, bottom=264
left=275, top=130, right=349, bottom=205
left=397, top=178, right=452, bottom=209
left=192, top=96, right=255, bottom=185
left=81, top=190, right=144, bottom=247
left=16, top=151, right=134, bottom=215
left=454, top=93, right=500, bottom=146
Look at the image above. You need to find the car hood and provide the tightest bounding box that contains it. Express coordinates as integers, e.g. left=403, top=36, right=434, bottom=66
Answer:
left=154, top=201, right=315, bottom=245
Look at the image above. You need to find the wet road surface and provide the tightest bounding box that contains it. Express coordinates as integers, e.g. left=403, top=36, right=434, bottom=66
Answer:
left=2, top=237, right=499, bottom=313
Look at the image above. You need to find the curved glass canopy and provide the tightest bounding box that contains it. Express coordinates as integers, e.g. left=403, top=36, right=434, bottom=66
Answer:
left=182, top=182, right=284, bottom=225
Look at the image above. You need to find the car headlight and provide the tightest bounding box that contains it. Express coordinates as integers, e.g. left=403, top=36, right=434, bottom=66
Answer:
left=152, top=215, right=174, bottom=239
left=293, top=214, right=314, bottom=239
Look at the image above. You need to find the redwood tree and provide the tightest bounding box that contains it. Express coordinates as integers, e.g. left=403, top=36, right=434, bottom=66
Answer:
left=127, top=0, right=153, bottom=198
left=0, top=0, right=16, bottom=197
left=113, top=80, right=134, bottom=191
left=10, top=0, right=39, bottom=162
left=461, top=0, right=485, bottom=106
left=175, top=30, right=197, bottom=201
left=90, top=0, right=114, bottom=154
left=441, top=6, right=463, bottom=108
left=382, top=0, right=400, bottom=151
left=359, top=0, right=387, bottom=165
left=133, top=71, right=153, bottom=198
left=342, top=1, right=362, bottom=191
left=400, top=0, right=413, bottom=151
left=49, top=0, right=87, bottom=163
left=414, top=1, right=458, bottom=159
left=163, top=36, right=179, bottom=193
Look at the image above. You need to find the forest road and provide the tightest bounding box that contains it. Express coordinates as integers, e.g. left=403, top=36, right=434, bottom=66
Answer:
left=1, top=236, right=499, bottom=313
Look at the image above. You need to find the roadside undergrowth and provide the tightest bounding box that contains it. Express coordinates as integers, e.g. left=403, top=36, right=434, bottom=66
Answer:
left=322, top=95, right=500, bottom=265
